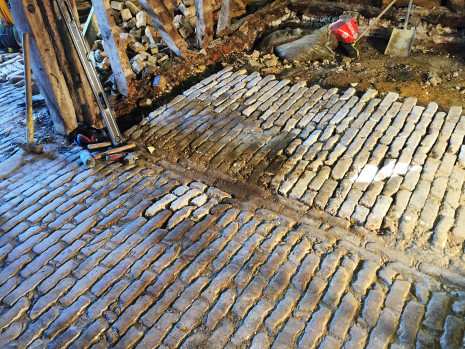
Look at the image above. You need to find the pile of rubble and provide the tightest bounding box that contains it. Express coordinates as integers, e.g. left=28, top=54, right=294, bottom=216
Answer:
left=90, top=0, right=166, bottom=91
left=90, top=0, right=247, bottom=91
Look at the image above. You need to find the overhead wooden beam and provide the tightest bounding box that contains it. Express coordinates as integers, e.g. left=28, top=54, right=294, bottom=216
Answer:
left=195, top=0, right=213, bottom=48
left=92, top=0, right=136, bottom=96
left=11, top=0, right=82, bottom=134
left=139, top=0, right=187, bottom=57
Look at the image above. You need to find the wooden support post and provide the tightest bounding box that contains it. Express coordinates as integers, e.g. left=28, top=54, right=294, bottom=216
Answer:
left=216, top=0, right=231, bottom=36
left=162, top=0, right=174, bottom=17
left=11, top=0, right=85, bottom=134
left=92, top=0, right=136, bottom=96
left=194, top=0, right=213, bottom=48
left=23, top=32, right=33, bottom=143
left=139, top=0, right=187, bottom=57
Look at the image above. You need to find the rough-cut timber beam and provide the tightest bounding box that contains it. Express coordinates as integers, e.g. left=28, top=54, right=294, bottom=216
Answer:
left=92, top=0, right=136, bottom=96
left=44, top=0, right=102, bottom=127
left=11, top=0, right=79, bottom=134
left=163, top=0, right=174, bottom=17
left=216, top=0, right=231, bottom=36
left=139, top=0, right=187, bottom=57
left=194, top=0, right=213, bottom=48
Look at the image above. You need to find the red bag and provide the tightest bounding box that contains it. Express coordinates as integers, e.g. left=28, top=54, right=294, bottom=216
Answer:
left=329, top=19, right=359, bottom=44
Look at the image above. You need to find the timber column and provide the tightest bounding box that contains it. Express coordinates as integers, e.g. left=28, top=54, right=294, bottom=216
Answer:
left=10, top=0, right=102, bottom=134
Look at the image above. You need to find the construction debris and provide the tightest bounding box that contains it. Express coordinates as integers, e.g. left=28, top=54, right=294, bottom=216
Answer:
left=275, top=25, right=338, bottom=61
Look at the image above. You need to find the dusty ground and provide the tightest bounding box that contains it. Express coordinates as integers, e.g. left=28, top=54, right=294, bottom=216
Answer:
left=227, top=41, right=465, bottom=110
left=133, top=33, right=465, bottom=131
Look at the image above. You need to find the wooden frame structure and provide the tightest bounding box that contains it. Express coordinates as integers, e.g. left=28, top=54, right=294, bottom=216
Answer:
left=10, top=0, right=244, bottom=134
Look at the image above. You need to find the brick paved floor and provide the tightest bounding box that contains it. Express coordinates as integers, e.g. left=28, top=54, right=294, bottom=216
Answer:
left=0, top=150, right=464, bottom=348
left=129, top=67, right=465, bottom=255
left=0, top=65, right=465, bottom=348
left=0, top=52, right=50, bottom=164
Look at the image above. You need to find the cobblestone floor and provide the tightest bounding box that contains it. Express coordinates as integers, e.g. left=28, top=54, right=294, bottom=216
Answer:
left=128, top=67, right=465, bottom=257
left=0, top=53, right=34, bottom=163
left=0, top=149, right=464, bottom=348
left=0, top=65, right=465, bottom=348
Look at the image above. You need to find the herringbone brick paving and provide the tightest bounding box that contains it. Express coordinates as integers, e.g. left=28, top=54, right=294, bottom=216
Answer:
left=0, top=63, right=465, bottom=347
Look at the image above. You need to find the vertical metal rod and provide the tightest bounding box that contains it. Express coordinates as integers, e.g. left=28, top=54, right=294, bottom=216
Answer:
left=404, top=0, right=413, bottom=29
left=23, top=32, right=33, bottom=144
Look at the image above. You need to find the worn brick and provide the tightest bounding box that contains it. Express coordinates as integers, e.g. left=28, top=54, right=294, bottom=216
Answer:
left=398, top=301, right=425, bottom=348
left=61, top=267, right=106, bottom=306
left=45, top=296, right=91, bottom=339
left=298, top=306, right=332, bottom=348
left=206, top=289, right=236, bottom=330
left=69, top=318, right=108, bottom=349
left=422, top=292, right=450, bottom=335
left=88, top=280, right=130, bottom=321
left=16, top=307, right=60, bottom=348
left=366, top=309, right=398, bottom=349
left=114, top=295, right=153, bottom=336
left=297, top=277, right=327, bottom=314
left=31, top=278, right=74, bottom=320
left=136, top=312, right=179, bottom=349
left=114, top=327, right=144, bottom=349
left=362, top=289, right=385, bottom=328
left=232, top=275, right=268, bottom=318
left=0, top=297, right=29, bottom=332
left=141, top=281, right=184, bottom=328
left=4, top=266, right=53, bottom=306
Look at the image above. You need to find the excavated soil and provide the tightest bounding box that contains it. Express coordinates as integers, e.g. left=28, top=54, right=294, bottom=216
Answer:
left=225, top=40, right=465, bottom=111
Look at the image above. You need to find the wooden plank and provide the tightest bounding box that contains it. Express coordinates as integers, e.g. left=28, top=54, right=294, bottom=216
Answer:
left=216, top=0, right=231, bottom=36
left=43, top=0, right=101, bottom=127
left=10, top=0, right=78, bottom=134
left=163, top=0, right=175, bottom=17
left=83, top=7, right=99, bottom=49
left=92, top=0, right=136, bottom=96
left=195, top=0, right=213, bottom=48
left=139, top=0, right=187, bottom=57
